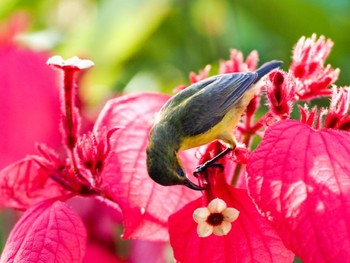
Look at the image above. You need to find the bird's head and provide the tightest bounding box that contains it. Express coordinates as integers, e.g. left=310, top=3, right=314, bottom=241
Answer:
left=146, top=146, right=203, bottom=190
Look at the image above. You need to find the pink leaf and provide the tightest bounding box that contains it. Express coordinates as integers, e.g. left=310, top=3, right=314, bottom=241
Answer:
left=0, top=199, right=87, bottom=263
left=247, top=120, right=350, bottom=262
left=169, top=188, right=294, bottom=263
left=0, top=157, right=68, bottom=210
left=94, top=92, right=200, bottom=241
left=0, top=44, right=60, bottom=169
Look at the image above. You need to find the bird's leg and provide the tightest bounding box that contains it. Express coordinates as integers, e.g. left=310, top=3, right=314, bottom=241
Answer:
left=193, top=147, right=233, bottom=175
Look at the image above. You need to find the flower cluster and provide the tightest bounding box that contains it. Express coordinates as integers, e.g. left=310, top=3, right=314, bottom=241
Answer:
left=169, top=34, right=350, bottom=263
left=290, top=34, right=340, bottom=100
left=1, top=34, right=350, bottom=263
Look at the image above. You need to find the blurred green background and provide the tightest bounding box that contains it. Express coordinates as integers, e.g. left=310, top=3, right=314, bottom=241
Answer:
left=1, top=0, right=350, bottom=106
left=1, top=0, right=349, bottom=260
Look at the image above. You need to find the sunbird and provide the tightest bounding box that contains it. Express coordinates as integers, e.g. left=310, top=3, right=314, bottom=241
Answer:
left=146, top=60, right=283, bottom=190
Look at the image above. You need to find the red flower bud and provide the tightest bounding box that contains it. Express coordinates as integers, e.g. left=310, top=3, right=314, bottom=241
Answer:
left=265, top=70, right=295, bottom=118
left=290, top=34, right=339, bottom=100
left=325, top=87, right=350, bottom=130
left=219, top=49, right=258, bottom=74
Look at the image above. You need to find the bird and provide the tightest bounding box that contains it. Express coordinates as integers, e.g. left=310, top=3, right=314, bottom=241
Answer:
left=146, top=60, right=283, bottom=190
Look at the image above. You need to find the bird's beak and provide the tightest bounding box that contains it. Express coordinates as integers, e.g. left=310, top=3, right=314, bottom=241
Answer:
left=183, top=178, right=205, bottom=191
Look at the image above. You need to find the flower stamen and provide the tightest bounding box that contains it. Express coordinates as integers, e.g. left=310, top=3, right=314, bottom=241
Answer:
left=207, top=213, right=224, bottom=226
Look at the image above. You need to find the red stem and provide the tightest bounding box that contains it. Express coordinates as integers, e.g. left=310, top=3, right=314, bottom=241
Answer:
left=63, top=69, right=77, bottom=150
left=231, top=111, right=274, bottom=186
left=61, top=68, right=83, bottom=178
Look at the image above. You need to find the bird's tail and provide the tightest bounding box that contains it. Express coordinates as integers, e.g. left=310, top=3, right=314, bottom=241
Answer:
left=254, top=60, right=283, bottom=83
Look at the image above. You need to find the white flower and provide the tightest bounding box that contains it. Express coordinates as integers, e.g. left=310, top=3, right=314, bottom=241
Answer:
left=193, top=198, right=239, bottom=237
left=47, top=56, right=94, bottom=70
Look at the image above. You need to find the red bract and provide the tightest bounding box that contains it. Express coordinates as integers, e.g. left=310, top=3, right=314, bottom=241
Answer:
left=324, top=87, right=350, bottom=131
left=290, top=34, right=339, bottom=100
left=0, top=157, right=68, bottom=210
left=94, top=93, right=200, bottom=241
left=297, top=87, right=350, bottom=131
left=265, top=70, right=295, bottom=119
left=169, top=191, right=294, bottom=263
left=247, top=120, right=350, bottom=262
left=169, top=144, right=294, bottom=262
left=0, top=44, right=60, bottom=169
left=167, top=141, right=292, bottom=262
left=0, top=55, right=121, bottom=262
left=0, top=199, right=87, bottom=263
left=175, top=65, right=211, bottom=92
left=219, top=49, right=258, bottom=74
left=298, top=105, right=326, bottom=130
left=189, top=64, right=211, bottom=84
left=0, top=56, right=112, bottom=211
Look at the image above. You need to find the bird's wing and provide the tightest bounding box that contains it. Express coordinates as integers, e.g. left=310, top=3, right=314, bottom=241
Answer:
left=160, top=76, right=218, bottom=114
left=176, top=72, right=258, bottom=136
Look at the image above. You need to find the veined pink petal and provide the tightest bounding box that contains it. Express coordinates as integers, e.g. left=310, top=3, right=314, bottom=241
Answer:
left=0, top=44, right=60, bottom=169
left=94, top=92, right=200, bottom=241
left=247, top=120, right=350, bottom=262
left=0, top=157, right=68, bottom=210
left=169, top=188, right=294, bottom=263
left=0, top=199, right=87, bottom=263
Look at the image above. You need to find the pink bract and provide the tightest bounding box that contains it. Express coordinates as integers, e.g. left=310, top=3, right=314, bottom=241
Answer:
left=169, top=188, right=294, bottom=263
left=0, top=157, right=69, bottom=210
left=94, top=92, right=200, bottom=241
left=0, top=45, right=60, bottom=169
left=247, top=120, right=350, bottom=262
left=0, top=199, right=87, bottom=263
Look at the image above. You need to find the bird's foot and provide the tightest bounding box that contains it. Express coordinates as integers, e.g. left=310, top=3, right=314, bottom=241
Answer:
left=193, top=162, right=224, bottom=176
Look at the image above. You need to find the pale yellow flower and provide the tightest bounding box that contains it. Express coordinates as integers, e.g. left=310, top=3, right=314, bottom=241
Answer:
left=193, top=198, right=239, bottom=237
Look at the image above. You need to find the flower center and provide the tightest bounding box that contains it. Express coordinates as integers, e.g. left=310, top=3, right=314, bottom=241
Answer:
left=207, top=213, right=224, bottom=226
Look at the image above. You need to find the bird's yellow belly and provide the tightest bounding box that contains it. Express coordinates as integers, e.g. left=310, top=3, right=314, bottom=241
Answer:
left=179, top=106, right=242, bottom=151
left=178, top=84, right=259, bottom=152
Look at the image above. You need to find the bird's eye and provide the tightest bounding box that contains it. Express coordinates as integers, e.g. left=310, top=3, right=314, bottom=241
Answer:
left=176, top=168, right=185, bottom=178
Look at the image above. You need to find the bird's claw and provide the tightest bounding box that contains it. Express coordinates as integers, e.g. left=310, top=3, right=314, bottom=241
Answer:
left=193, top=162, right=224, bottom=176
